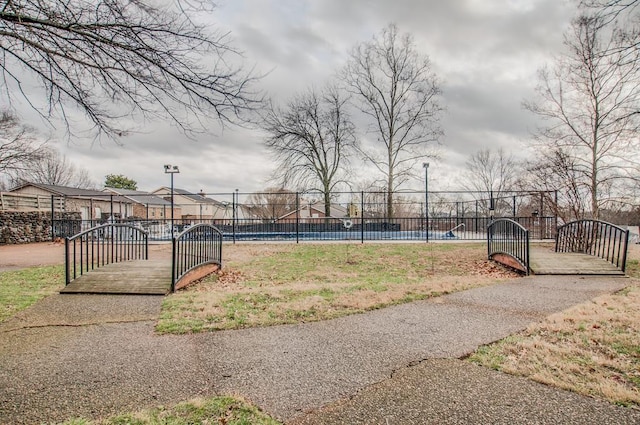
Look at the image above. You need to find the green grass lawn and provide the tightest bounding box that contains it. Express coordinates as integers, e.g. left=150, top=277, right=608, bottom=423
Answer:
left=156, top=242, right=517, bottom=334
left=0, top=265, right=65, bottom=323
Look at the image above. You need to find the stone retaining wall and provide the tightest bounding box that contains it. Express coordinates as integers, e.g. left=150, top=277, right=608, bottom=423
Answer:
left=0, top=211, right=81, bottom=245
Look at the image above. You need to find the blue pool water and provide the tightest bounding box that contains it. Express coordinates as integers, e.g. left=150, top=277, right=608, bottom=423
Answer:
left=220, top=230, right=457, bottom=241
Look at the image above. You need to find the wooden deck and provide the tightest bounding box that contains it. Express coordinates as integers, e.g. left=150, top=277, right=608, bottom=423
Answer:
left=60, top=260, right=172, bottom=295
left=529, top=247, right=625, bottom=276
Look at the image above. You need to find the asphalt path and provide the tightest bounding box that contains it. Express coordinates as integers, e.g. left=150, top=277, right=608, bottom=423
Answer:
left=0, top=275, right=638, bottom=424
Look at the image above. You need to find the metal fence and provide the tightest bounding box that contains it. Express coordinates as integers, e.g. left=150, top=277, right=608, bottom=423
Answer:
left=44, top=189, right=558, bottom=242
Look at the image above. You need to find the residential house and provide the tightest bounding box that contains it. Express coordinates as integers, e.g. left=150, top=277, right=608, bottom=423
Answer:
left=151, top=187, right=234, bottom=222
left=102, top=188, right=176, bottom=220
left=9, top=182, right=132, bottom=221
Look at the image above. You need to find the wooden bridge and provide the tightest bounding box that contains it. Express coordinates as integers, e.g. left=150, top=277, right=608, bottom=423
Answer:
left=61, top=223, right=222, bottom=295
left=529, top=247, right=625, bottom=275
left=62, top=220, right=629, bottom=296
left=489, top=219, right=629, bottom=276
left=61, top=260, right=173, bottom=295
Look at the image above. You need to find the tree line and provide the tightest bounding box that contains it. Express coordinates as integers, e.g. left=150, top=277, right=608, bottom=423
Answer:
left=1, top=0, right=639, bottom=222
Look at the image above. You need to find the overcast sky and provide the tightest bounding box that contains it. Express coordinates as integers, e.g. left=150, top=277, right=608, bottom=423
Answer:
left=41, top=0, right=578, bottom=194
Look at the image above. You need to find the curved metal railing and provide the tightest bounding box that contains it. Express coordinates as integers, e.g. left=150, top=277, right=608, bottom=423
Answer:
left=556, top=219, right=629, bottom=272
left=487, top=218, right=530, bottom=275
left=172, top=224, right=223, bottom=292
left=65, top=223, right=148, bottom=285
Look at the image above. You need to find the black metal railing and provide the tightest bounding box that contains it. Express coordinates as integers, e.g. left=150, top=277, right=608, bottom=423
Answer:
left=487, top=219, right=530, bottom=275
left=213, top=216, right=556, bottom=242
left=172, top=224, right=223, bottom=292
left=556, top=219, right=629, bottom=272
left=52, top=216, right=558, bottom=242
left=65, top=223, right=148, bottom=285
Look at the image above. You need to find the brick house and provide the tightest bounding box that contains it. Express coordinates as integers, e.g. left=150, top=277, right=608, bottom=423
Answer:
left=151, top=187, right=231, bottom=221
left=102, top=188, right=177, bottom=220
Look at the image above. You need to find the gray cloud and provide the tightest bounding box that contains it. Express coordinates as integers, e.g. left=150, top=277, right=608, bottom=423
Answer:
left=9, top=0, right=580, bottom=194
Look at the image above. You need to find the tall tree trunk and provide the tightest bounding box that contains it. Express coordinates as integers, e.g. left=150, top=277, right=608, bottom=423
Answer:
left=387, top=167, right=394, bottom=220
left=387, top=140, right=394, bottom=219
left=324, top=184, right=332, bottom=225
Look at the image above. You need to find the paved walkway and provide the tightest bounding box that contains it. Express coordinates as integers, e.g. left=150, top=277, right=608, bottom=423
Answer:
left=0, top=275, right=639, bottom=424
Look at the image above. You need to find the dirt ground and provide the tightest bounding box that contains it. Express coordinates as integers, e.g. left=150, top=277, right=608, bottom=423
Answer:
left=0, top=241, right=284, bottom=272
left=0, top=241, right=638, bottom=272
left=0, top=241, right=174, bottom=271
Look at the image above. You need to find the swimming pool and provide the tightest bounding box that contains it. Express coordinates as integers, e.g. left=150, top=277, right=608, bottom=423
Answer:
left=220, top=230, right=458, bottom=241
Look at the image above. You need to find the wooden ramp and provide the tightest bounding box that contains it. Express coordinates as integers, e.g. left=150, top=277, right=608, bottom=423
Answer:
left=529, top=247, right=625, bottom=276
left=61, top=260, right=172, bottom=295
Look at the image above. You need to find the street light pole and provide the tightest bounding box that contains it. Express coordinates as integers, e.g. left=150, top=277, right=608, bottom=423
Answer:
left=423, top=162, right=429, bottom=243
left=164, top=164, right=180, bottom=239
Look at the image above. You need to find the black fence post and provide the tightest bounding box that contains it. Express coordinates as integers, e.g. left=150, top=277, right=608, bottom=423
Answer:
left=475, top=200, right=479, bottom=233
left=554, top=190, right=559, bottom=235
left=64, top=236, right=70, bottom=285
left=232, top=190, right=237, bottom=244
left=361, top=191, right=365, bottom=244
left=50, top=194, right=55, bottom=241
left=171, top=236, right=177, bottom=292
left=296, top=192, right=300, bottom=244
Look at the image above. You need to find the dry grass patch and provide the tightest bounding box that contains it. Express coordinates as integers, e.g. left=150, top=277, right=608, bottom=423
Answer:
left=469, top=244, right=640, bottom=408
left=62, top=395, right=280, bottom=424
left=157, top=242, right=519, bottom=334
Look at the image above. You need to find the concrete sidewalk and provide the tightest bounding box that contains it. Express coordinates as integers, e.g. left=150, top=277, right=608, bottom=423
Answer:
left=0, top=275, right=638, bottom=424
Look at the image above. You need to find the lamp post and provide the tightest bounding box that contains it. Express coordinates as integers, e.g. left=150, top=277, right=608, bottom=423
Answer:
left=423, top=162, right=429, bottom=243
left=164, top=164, right=179, bottom=238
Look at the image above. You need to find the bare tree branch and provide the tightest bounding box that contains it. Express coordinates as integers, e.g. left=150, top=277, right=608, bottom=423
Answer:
left=341, top=24, right=443, bottom=219
left=459, top=147, right=521, bottom=215
left=247, top=188, right=297, bottom=221
left=10, top=145, right=96, bottom=188
left=0, top=0, right=264, bottom=141
left=524, top=14, right=640, bottom=219
left=263, top=85, right=357, bottom=217
left=0, top=110, right=48, bottom=176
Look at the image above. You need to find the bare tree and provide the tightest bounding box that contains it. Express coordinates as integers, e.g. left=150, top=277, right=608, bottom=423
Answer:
left=263, top=85, right=356, bottom=217
left=459, top=147, right=521, bottom=215
left=0, top=110, right=47, bottom=175
left=0, top=0, right=262, bottom=140
left=354, top=180, right=420, bottom=219
left=524, top=148, right=589, bottom=222
left=524, top=14, right=640, bottom=220
left=12, top=146, right=95, bottom=189
left=247, top=188, right=297, bottom=221
left=426, top=192, right=451, bottom=218
left=342, top=24, right=443, bottom=219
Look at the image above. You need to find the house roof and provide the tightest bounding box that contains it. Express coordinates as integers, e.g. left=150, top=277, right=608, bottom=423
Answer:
left=309, top=202, right=348, bottom=218
left=103, top=188, right=172, bottom=206
left=277, top=202, right=349, bottom=220
left=153, top=187, right=228, bottom=206
left=10, top=182, right=129, bottom=202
